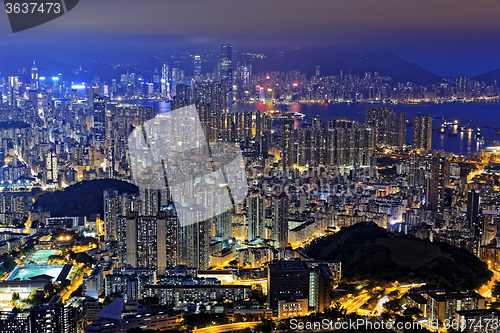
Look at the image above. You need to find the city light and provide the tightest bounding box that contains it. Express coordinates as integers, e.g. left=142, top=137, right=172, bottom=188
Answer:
left=1, top=4, right=500, bottom=331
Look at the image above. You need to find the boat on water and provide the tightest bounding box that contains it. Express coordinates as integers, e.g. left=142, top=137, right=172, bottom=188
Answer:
left=476, top=134, right=487, bottom=144
left=448, top=132, right=458, bottom=137
left=279, top=112, right=306, bottom=119
left=461, top=125, right=481, bottom=133
left=494, top=127, right=500, bottom=130
left=484, top=126, right=491, bottom=128
left=497, top=131, right=500, bottom=135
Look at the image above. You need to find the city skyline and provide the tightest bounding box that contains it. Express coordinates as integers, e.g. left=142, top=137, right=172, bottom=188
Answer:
left=0, top=1, right=500, bottom=332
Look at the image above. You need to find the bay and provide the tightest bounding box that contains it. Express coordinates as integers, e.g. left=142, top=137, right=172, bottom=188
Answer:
left=124, top=100, right=500, bottom=156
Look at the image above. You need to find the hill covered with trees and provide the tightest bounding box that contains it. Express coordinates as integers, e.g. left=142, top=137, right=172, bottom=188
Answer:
left=34, top=179, right=139, bottom=217
left=305, top=222, right=491, bottom=291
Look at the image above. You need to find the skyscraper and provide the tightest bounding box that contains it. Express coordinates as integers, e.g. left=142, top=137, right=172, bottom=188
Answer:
left=117, top=214, right=178, bottom=274
left=87, top=86, right=100, bottom=110
left=31, top=62, right=38, bottom=91
left=467, top=190, right=481, bottom=238
left=46, top=152, right=58, bottom=183
left=220, top=44, right=233, bottom=110
left=243, top=111, right=253, bottom=144
left=297, top=128, right=308, bottom=167
left=193, top=55, right=202, bottom=82
left=272, top=193, right=288, bottom=249
left=413, top=114, right=433, bottom=150
left=248, top=191, right=265, bottom=241
left=426, top=151, right=451, bottom=213
left=140, top=187, right=159, bottom=216
left=104, top=190, right=123, bottom=241
left=171, top=67, right=180, bottom=95
left=325, top=118, right=373, bottom=167
left=93, top=95, right=106, bottom=143
left=409, top=151, right=419, bottom=187
left=161, top=63, right=169, bottom=97
left=307, top=127, right=325, bottom=166
left=8, top=76, right=19, bottom=106
left=281, top=117, right=295, bottom=169
left=177, top=213, right=211, bottom=269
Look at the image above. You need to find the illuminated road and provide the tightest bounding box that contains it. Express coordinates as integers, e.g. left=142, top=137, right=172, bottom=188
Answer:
left=192, top=321, right=261, bottom=333
left=372, top=296, right=390, bottom=316
left=343, top=292, right=371, bottom=314
left=235, top=278, right=268, bottom=293
left=61, top=264, right=89, bottom=302
left=341, top=283, right=426, bottom=315
left=479, top=269, right=500, bottom=298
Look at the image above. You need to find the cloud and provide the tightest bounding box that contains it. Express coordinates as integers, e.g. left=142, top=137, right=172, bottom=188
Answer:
left=3, top=0, right=500, bottom=36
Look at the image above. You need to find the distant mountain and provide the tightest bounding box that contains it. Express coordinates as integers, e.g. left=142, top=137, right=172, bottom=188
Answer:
left=474, top=68, right=500, bottom=84
left=0, top=54, right=77, bottom=77
left=305, top=222, right=491, bottom=291
left=240, top=46, right=444, bottom=85
left=0, top=47, right=445, bottom=86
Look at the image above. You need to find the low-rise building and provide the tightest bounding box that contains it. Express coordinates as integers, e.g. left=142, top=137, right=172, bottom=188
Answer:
left=455, top=309, right=500, bottom=333
left=278, top=295, right=308, bottom=319
left=142, top=285, right=252, bottom=306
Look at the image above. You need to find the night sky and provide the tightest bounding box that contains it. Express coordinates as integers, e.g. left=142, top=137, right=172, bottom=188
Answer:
left=1, top=0, right=500, bottom=77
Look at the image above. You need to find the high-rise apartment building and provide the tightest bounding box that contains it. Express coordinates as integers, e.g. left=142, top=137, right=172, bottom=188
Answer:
left=248, top=191, right=265, bottom=241
left=271, top=193, right=288, bottom=249
left=413, top=114, right=433, bottom=150
left=177, top=213, right=211, bottom=269
left=325, top=118, right=373, bottom=167
left=117, top=213, right=179, bottom=273
left=467, top=190, right=482, bottom=238
left=45, top=152, right=58, bottom=183
left=281, top=117, right=295, bottom=169
left=426, top=150, right=451, bottom=213
left=365, top=107, right=406, bottom=150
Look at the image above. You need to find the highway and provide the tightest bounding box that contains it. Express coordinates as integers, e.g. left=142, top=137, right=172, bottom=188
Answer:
left=479, top=268, right=500, bottom=298
left=372, top=295, right=390, bottom=316
left=341, top=283, right=426, bottom=316
left=192, top=321, right=261, bottom=333
left=343, top=292, right=371, bottom=314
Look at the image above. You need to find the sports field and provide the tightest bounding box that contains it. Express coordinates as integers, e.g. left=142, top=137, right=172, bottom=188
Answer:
left=9, top=266, right=64, bottom=282
left=7, top=250, right=64, bottom=282
left=31, top=249, right=59, bottom=262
